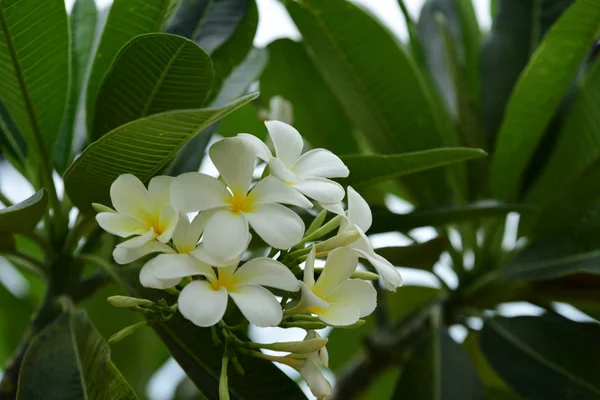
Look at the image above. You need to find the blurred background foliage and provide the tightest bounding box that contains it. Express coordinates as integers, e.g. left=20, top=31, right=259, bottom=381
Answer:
left=1, top=0, right=600, bottom=399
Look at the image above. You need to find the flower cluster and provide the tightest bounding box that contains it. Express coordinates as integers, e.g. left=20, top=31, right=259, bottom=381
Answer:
left=95, top=121, right=402, bottom=398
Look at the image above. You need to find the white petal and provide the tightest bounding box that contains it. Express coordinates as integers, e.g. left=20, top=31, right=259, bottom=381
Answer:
left=139, top=255, right=183, bottom=289
left=292, top=178, right=345, bottom=204
left=303, top=246, right=316, bottom=288
left=289, top=282, right=329, bottom=313
left=113, top=240, right=174, bottom=264
left=313, top=247, right=358, bottom=298
left=250, top=176, right=312, bottom=208
left=269, top=158, right=299, bottom=183
left=229, top=284, right=283, bottom=327
left=320, top=202, right=345, bottom=216
left=246, top=204, right=304, bottom=249
left=151, top=254, right=216, bottom=282
left=265, top=120, right=304, bottom=166
left=170, top=172, right=229, bottom=212
left=203, top=209, right=249, bottom=258
left=324, top=279, right=377, bottom=318
left=300, top=360, right=332, bottom=399
left=118, top=229, right=156, bottom=248
left=110, top=174, right=150, bottom=220
left=190, top=246, right=242, bottom=267
left=237, top=133, right=272, bottom=161
left=233, top=258, right=300, bottom=292
left=178, top=281, right=228, bottom=327
left=317, top=304, right=360, bottom=326
left=157, top=205, right=179, bottom=243
left=147, top=175, right=173, bottom=212
left=351, top=232, right=403, bottom=291
left=96, top=212, right=147, bottom=237
left=347, top=186, right=372, bottom=232
left=209, top=138, right=255, bottom=194
left=293, top=149, right=349, bottom=178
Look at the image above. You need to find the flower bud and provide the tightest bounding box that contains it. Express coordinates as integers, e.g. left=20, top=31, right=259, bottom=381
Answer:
left=315, top=231, right=360, bottom=253
left=350, top=270, right=380, bottom=281
left=107, top=295, right=154, bottom=308
left=269, top=96, right=293, bottom=124
left=280, top=321, right=328, bottom=330
left=250, top=337, right=328, bottom=354
left=91, top=203, right=114, bottom=213
left=108, top=321, right=147, bottom=344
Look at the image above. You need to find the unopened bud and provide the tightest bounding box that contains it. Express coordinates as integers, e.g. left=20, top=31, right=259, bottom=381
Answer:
left=305, top=209, right=327, bottom=236
left=281, top=321, right=328, bottom=330
left=350, top=270, right=380, bottom=281
left=107, top=295, right=154, bottom=308
left=92, top=203, right=114, bottom=213
left=315, top=231, right=360, bottom=253
left=269, top=96, right=293, bottom=124
left=336, top=319, right=366, bottom=329
left=250, top=337, right=328, bottom=354
left=108, top=321, right=147, bottom=344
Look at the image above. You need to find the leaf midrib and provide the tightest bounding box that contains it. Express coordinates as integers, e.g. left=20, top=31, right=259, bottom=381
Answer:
left=490, top=319, right=600, bottom=395
left=0, top=5, right=49, bottom=164
left=68, top=314, right=89, bottom=400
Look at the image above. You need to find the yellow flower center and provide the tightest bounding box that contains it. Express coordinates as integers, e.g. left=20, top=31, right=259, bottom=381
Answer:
left=146, top=217, right=164, bottom=235
left=227, top=192, right=254, bottom=214
left=211, top=273, right=237, bottom=292
left=176, top=244, right=194, bottom=254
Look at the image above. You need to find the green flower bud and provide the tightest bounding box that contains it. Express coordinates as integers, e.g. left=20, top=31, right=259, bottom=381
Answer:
left=107, top=295, right=154, bottom=308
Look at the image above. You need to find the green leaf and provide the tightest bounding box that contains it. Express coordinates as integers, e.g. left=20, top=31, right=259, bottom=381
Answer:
left=0, top=100, right=27, bottom=171
left=65, top=93, right=257, bottom=212
left=86, top=0, right=178, bottom=132
left=55, top=0, right=97, bottom=173
left=479, top=315, right=600, bottom=399
left=0, top=190, right=47, bottom=233
left=17, top=310, right=137, bottom=400
left=214, top=47, right=267, bottom=106
left=217, top=102, right=266, bottom=139
left=481, top=0, right=574, bottom=141
left=502, top=227, right=600, bottom=281
left=327, top=316, right=374, bottom=372
left=164, top=0, right=211, bottom=39
left=108, top=266, right=306, bottom=399
left=369, top=200, right=537, bottom=234
left=91, top=33, right=214, bottom=141
left=392, top=330, right=484, bottom=399
left=284, top=0, right=461, bottom=205
left=0, top=283, right=33, bottom=367
left=260, top=38, right=359, bottom=154
left=386, top=286, right=440, bottom=324
left=526, top=63, right=600, bottom=210
left=0, top=0, right=69, bottom=162
left=491, top=0, right=600, bottom=200
left=375, top=237, right=449, bottom=271
left=339, top=148, right=487, bottom=188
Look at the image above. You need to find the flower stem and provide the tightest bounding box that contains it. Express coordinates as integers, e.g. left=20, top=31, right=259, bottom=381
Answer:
left=219, top=354, right=230, bottom=400
left=294, top=215, right=341, bottom=249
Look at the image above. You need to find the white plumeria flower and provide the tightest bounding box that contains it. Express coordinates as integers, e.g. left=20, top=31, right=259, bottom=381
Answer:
left=150, top=257, right=300, bottom=327
left=94, top=174, right=178, bottom=248
left=238, top=121, right=350, bottom=204
left=340, top=187, right=403, bottom=291
left=288, top=331, right=332, bottom=399
left=170, top=137, right=312, bottom=259
left=289, top=247, right=376, bottom=327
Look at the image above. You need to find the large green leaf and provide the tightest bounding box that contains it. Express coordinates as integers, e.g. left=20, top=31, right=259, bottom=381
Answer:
left=526, top=63, right=600, bottom=209
left=260, top=38, right=359, bottom=154
left=481, top=0, right=574, bottom=141
left=502, top=227, right=600, bottom=281
left=0, top=283, right=33, bottom=367
left=375, top=237, right=449, bottom=272
left=65, top=93, right=257, bottom=211
left=0, top=0, right=69, bottom=163
left=17, top=310, right=137, bottom=400
left=392, top=330, right=484, bottom=399
left=86, top=0, right=177, bottom=131
left=491, top=0, right=600, bottom=200
left=480, top=315, right=600, bottom=399
left=55, top=0, right=97, bottom=173
left=91, top=33, right=214, bottom=141
left=284, top=0, right=461, bottom=205
left=214, top=47, right=266, bottom=106
left=339, top=148, right=486, bottom=188
left=0, top=190, right=47, bottom=233
left=108, top=265, right=306, bottom=399
left=0, top=97, right=27, bottom=172
left=369, top=200, right=537, bottom=234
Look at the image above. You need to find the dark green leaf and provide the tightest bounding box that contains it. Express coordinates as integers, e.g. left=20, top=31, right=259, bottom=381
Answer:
left=0, top=190, right=47, bottom=233
left=284, top=0, right=461, bottom=206
left=64, top=93, right=256, bottom=212
left=108, top=266, right=306, bottom=399
left=327, top=316, right=373, bottom=372
left=481, top=0, right=574, bottom=141
left=193, top=0, right=249, bottom=53
left=392, top=330, right=484, bottom=399
left=164, top=0, right=211, bottom=39
left=17, top=310, right=137, bottom=400
left=217, top=102, right=267, bottom=139
left=339, top=148, right=486, bottom=188
left=362, top=368, right=402, bottom=400
left=91, top=33, right=214, bottom=141
left=491, top=0, right=600, bottom=200
left=0, top=232, right=15, bottom=253
left=376, top=237, right=449, bottom=271
left=260, top=38, right=359, bottom=154
left=502, top=227, right=600, bottom=281
left=0, top=100, right=27, bottom=171
left=480, top=315, right=600, bottom=399
left=526, top=62, right=600, bottom=210
left=0, top=283, right=32, bottom=367
left=369, top=200, right=537, bottom=234
left=214, top=47, right=267, bottom=106
left=86, top=0, right=178, bottom=132
left=0, top=0, right=69, bottom=162
left=163, top=123, right=217, bottom=176
left=386, top=286, right=440, bottom=324
left=55, top=0, right=97, bottom=173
